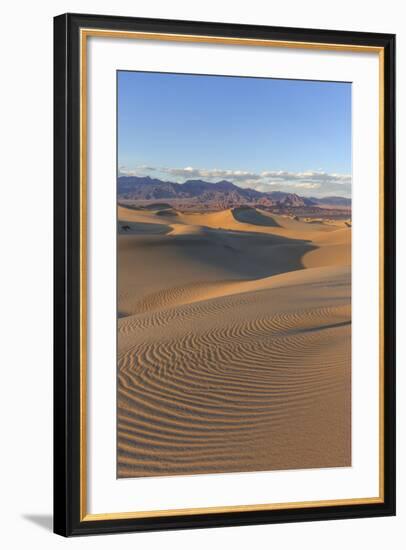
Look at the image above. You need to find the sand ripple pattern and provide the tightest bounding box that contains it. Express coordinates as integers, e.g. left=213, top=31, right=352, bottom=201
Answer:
left=118, top=283, right=351, bottom=477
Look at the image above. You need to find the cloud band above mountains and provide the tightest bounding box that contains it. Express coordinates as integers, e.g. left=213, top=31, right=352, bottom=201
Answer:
left=119, top=165, right=352, bottom=198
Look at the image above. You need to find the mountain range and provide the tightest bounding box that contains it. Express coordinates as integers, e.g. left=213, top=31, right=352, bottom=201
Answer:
left=118, top=176, right=351, bottom=208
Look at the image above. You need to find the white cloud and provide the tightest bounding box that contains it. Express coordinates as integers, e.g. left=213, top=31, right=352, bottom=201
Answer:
left=294, top=183, right=322, bottom=189
left=165, top=166, right=262, bottom=182
left=118, top=165, right=155, bottom=176
left=259, top=170, right=351, bottom=185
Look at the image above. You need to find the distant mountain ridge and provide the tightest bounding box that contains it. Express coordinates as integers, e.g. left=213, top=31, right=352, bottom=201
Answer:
left=118, top=175, right=351, bottom=208
left=308, top=196, right=352, bottom=207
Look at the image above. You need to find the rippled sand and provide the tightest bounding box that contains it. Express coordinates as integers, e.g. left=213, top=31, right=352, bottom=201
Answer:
left=117, top=206, right=351, bottom=478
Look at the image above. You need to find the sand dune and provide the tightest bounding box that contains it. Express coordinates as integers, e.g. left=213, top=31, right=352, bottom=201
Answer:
left=117, top=205, right=351, bottom=477
left=303, top=228, right=351, bottom=268
left=118, top=205, right=338, bottom=237
left=117, top=230, right=317, bottom=317
left=232, top=207, right=281, bottom=227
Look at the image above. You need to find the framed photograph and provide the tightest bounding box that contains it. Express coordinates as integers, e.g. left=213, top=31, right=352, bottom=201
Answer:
left=54, top=13, right=395, bottom=536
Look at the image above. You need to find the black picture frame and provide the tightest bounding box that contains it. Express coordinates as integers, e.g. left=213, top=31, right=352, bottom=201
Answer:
left=54, top=12, right=396, bottom=537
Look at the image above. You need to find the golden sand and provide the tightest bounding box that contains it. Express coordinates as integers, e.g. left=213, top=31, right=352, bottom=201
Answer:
left=117, top=206, right=351, bottom=478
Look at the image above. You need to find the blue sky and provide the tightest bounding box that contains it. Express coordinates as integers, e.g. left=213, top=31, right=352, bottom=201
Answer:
left=118, top=71, right=351, bottom=197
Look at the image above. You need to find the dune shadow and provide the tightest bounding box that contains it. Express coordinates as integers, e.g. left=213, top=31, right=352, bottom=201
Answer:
left=120, top=226, right=317, bottom=280
left=232, top=206, right=281, bottom=227
left=118, top=202, right=173, bottom=211
left=118, top=221, right=172, bottom=235
left=155, top=209, right=178, bottom=217
left=142, top=202, right=173, bottom=211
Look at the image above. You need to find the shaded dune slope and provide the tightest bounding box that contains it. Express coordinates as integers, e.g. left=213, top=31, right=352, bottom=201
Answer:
left=232, top=206, right=281, bottom=227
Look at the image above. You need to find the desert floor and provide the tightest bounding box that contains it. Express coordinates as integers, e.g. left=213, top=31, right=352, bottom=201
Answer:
left=117, top=205, right=351, bottom=478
